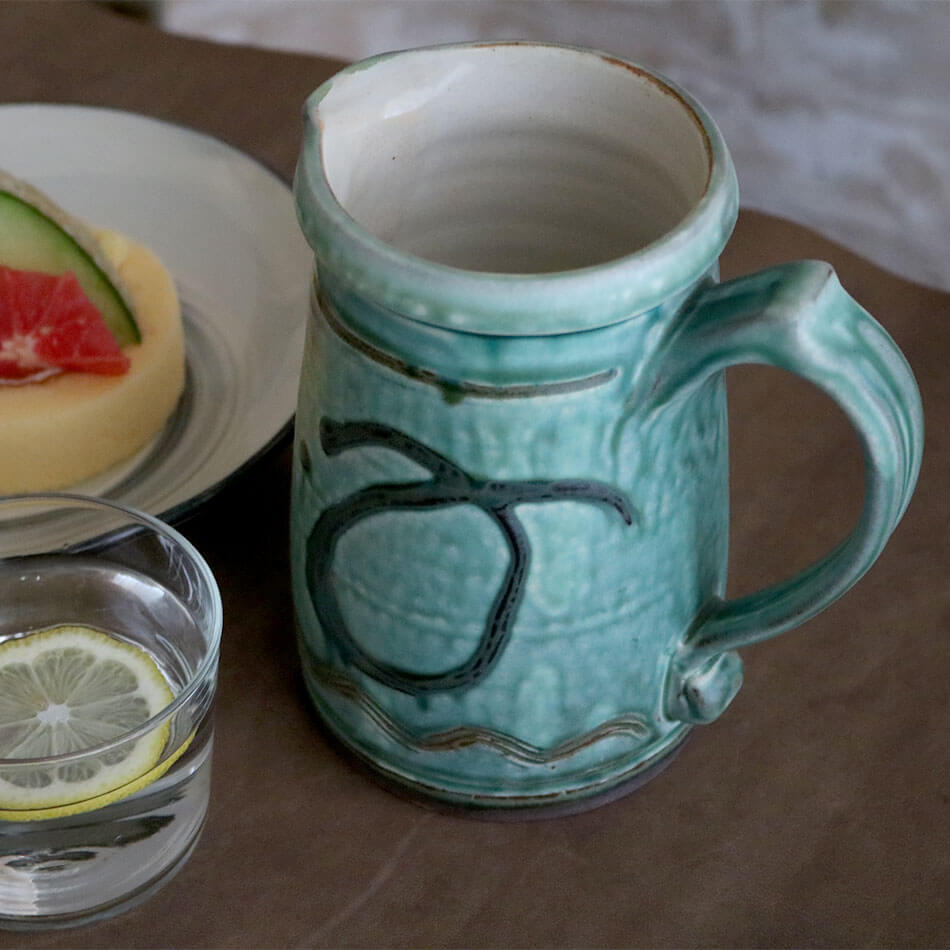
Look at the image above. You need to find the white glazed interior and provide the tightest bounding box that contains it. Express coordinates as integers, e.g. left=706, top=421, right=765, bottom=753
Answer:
left=318, top=44, right=711, bottom=274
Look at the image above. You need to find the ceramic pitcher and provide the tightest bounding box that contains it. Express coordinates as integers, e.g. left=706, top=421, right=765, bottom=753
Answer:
left=291, top=43, right=923, bottom=813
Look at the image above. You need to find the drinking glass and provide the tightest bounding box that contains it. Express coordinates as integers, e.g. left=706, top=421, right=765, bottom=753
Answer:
left=0, top=493, right=221, bottom=929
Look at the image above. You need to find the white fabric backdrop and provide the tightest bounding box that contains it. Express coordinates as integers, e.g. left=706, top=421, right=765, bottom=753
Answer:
left=163, top=0, right=950, bottom=293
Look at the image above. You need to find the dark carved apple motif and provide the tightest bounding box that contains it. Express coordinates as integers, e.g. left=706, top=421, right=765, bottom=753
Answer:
left=306, top=418, right=635, bottom=695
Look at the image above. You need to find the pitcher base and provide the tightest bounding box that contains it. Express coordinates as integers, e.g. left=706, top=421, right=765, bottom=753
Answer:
left=331, top=724, right=689, bottom=820
left=302, top=659, right=691, bottom=817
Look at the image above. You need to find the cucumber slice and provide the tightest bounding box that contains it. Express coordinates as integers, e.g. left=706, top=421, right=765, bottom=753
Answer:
left=0, top=171, right=140, bottom=346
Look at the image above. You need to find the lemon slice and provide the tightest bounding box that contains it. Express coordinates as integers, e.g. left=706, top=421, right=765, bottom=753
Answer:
left=0, top=624, right=174, bottom=816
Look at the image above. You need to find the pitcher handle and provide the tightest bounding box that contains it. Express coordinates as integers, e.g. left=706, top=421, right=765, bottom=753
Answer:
left=647, top=261, right=924, bottom=724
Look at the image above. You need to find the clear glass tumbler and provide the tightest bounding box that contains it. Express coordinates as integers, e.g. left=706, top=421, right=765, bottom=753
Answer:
left=0, top=493, right=221, bottom=929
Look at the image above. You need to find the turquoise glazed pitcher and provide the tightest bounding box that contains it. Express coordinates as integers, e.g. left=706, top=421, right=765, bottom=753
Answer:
left=292, top=43, right=923, bottom=813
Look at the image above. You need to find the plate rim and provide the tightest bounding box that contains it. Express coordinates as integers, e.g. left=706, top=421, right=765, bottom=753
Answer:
left=0, top=101, right=306, bottom=525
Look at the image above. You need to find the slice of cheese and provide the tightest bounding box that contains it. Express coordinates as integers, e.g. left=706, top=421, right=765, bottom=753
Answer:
left=0, top=230, right=185, bottom=492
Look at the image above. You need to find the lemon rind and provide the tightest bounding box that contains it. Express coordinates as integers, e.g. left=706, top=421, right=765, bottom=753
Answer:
left=0, top=728, right=195, bottom=822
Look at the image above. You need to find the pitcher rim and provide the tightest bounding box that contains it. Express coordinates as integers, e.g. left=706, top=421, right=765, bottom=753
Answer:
left=295, top=41, right=739, bottom=336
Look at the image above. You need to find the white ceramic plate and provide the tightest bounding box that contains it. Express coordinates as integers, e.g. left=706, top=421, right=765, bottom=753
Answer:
left=0, top=104, right=311, bottom=523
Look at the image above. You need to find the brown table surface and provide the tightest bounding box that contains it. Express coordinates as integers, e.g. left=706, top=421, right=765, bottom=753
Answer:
left=2, top=3, right=948, bottom=947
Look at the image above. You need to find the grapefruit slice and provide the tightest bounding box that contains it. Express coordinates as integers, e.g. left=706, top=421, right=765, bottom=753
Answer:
left=0, top=169, right=140, bottom=347
left=0, top=265, right=131, bottom=382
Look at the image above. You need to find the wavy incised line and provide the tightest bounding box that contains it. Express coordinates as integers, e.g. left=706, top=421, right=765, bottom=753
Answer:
left=311, top=662, right=651, bottom=765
